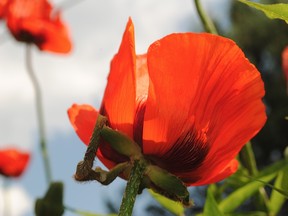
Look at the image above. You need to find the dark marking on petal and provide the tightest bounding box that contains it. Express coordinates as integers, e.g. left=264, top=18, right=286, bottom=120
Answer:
left=133, top=96, right=147, bottom=148
left=16, top=30, right=45, bottom=46
left=150, top=128, right=209, bottom=174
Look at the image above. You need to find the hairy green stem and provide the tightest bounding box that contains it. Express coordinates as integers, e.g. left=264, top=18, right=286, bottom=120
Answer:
left=74, top=115, right=107, bottom=181
left=194, top=0, right=218, bottom=34
left=118, top=160, right=146, bottom=216
left=25, top=45, right=52, bottom=185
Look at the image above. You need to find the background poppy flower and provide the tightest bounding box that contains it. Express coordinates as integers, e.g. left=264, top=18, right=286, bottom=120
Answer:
left=0, top=148, right=30, bottom=177
left=0, top=0, right=9, bottom=19
left=6, top=0, right=71, bottom=53
left=68, top=19, right=266, bottom=186
left=282, top=46, right=288, bottom=93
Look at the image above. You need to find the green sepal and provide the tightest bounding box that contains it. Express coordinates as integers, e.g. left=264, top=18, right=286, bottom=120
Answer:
left=100, top=126, right=142, bottom=158
left=35, top=182, right=64, bottom=216
left=145, top=164, right=192, bottom=206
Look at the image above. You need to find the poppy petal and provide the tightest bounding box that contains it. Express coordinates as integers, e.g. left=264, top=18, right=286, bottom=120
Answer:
left=67, top=104, right=98, bottom=145
left=282, top=46, right=288, bottom=93
left=100, top=18, right=137, bottom=138
left=68, top=104, right=122, bottom=170
left=0, top=0, right=8, bottom=19
left=187, top=159, right=239, bottom=186
left=133, top=54, right=149, bottom=146
left=135, top=54, right=149, bottom=99
left=0, top=149, right=30, bottom=177
left=282, top=46, right=288, bottom=81
left=6, top=0, right=71, bottom=53
left=143, top=33, right=266, bottom=184
left=24, top=17, right=71, bottom=53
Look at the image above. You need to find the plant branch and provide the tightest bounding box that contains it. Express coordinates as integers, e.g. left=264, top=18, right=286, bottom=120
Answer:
left=194, top=0, right=218, bottom=34
left=118, top=160, right=146, bottom=216
left=25, top=45, right=52, bottom=185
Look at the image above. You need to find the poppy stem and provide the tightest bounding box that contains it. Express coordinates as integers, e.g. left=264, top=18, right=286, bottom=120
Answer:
left=194, top=0, right=218, bottom=35
left=118, top=159, right=146, bottom=216
left=25, top=45, right=52, bottom=185
left=74, top=114, right=107, bottom=181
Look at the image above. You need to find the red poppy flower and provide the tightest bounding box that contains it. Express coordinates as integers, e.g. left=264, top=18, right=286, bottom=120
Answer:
left=0, top=0, right=9, bottom=19
left=68, top=19, right=266, bottom=186
left=6, top=0, right=71, bottom=53
left=0, top=148, right=30, bottom=177
left=282, top=46, right=288, bottom=93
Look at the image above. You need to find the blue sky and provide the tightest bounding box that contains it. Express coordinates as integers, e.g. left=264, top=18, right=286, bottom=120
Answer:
left=0, top=0, right=230, bottom=215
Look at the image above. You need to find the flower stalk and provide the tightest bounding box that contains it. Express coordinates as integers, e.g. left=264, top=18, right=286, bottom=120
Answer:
left=194, top=0, right=218, bottom=34
left=118, top=159, right=146, bottom=216
left=25, top=45, right=52, bottom=185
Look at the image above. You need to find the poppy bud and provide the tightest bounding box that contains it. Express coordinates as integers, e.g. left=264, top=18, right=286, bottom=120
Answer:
left=35, top=182, right=64, bottom=216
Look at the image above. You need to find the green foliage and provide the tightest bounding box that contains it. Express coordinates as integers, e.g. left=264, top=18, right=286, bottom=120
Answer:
left=203, top=186, right=224, bottom=216
left=148, top=189, right=185, bottom=216
left=228, top=0, right=288, bottom=189
left=219, top=173, right=276, bottom=213
left=224, top=212, right=267, bottom=216
left=269, top=166, right=288, bottom=215
left=239, top=0, right=288, bottom=23
left=219, top=159, right=288, bottom=213
left=76, top=212, right=117, bottom=216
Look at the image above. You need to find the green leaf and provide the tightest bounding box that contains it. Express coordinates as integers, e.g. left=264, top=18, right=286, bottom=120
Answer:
left=225, top=212, right=267, bottom=216
left=269, top=166, right=288, bottom=215
left=149, top=189, right=185, bottom=216
left=219, top=159, right=288, bottom=213
left=239, top=0, right=288, bottom=23
left=65, top=206, right=117, bottom=216
left=203, top=186, right=224, bottom=216
left=76, top=212, right=117, bottom=216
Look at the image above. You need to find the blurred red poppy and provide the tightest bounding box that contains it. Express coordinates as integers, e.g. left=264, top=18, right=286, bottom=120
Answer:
left=282, top=46, right=288, bottom=93
left=68, top=19, right=266, bottom=186
left=5, top=0, right=71, bottom=53
left=0, top=148, right=30, bottom=177
left=0, top=0, right=9, bottom=19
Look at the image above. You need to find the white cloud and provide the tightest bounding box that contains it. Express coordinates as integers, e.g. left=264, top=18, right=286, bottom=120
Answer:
left=0, top=184, right=33, bottom=216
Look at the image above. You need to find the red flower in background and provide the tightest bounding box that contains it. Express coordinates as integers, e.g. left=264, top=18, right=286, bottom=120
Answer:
left=282, top=46, right=288, bottom=93
left=0, top=0, right=9, bottom=19
left=6, top=0, right=71, bottom=53
left=0, top=148, right=30, bottom=177
left=68, top=19, right=266, bottom=186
